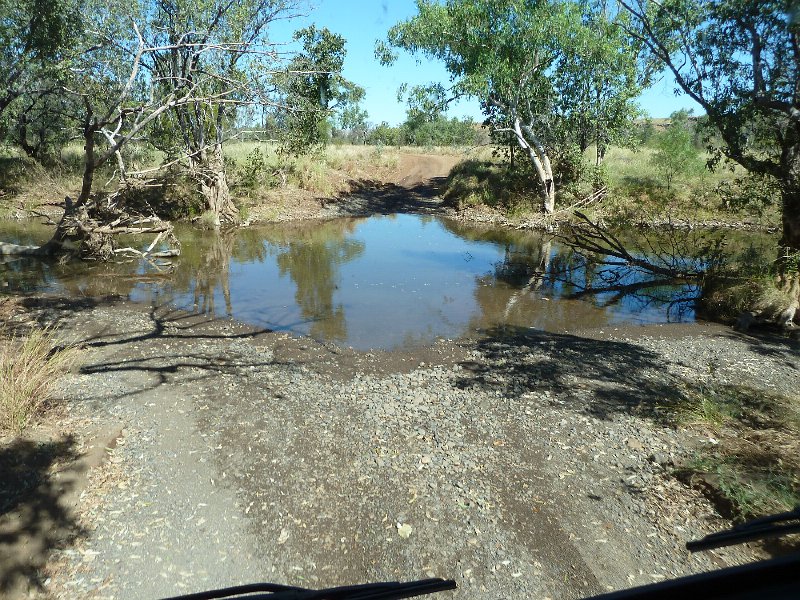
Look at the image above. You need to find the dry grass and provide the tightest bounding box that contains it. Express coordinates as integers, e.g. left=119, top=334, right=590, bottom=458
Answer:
left=0, top=328, right=78, bottom=434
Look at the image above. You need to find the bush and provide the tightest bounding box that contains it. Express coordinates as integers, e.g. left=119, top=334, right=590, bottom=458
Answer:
left=717, top=171, right=780, bottom=216
left=698, top=276, right=795, bottom=323
left=443, top=159, right=538, bottom=213
left=0, top=328, right=77, bottom=433
left=239, top=147, right=268, bottom=190
left=650, top=110, right=705, bottom=190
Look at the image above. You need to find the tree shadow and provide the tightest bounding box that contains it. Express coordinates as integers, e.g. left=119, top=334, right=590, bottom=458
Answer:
left=454, top=325, right=689, bottom=423
left=323, top=177, right=448, bottom=216
left=719, top=328, right=800, bottom=371
left=64, top=304, right=318, bottom=403
left=16, top=295, right=106, bottom=330
left=0, top=435, right=85, bottom=595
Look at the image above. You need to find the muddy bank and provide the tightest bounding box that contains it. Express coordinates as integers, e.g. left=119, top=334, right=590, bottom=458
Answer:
left=3, top=296, right=797, bottom=599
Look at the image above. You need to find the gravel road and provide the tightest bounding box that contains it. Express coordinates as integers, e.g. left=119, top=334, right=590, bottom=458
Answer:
left=29, top=300, right=797, bottom=600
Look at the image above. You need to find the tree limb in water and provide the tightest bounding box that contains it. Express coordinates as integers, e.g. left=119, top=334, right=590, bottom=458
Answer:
left=562, top=211, right=706, bottom=280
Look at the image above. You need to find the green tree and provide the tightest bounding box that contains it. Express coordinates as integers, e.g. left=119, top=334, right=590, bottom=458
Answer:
left=1, top=0, right=307, bottom=258
left=620, top=0, right=800, bottom=254
left=2, top=88, right=78, bottom=160
left=395, top=84, right=474, bottom=146
left=147, top=0, right=298, bottom=227
left=380, top=0, right=640, bottom=212
left=366, top=122, right=400, bottom=146
left=379, top=0, right=573, bottom=212
left=637, top=119, right=656, bottom=145
left=555, top=3, right=642, bottom=166
left=650, top=110, right=703, bottom=190
left=338, top=104, right=370, bottom=144
left=0, top=0, right=83, bottom=160
left=0, top=0, right=79, bottom=118
left=279, top=25, right=364, bottom=154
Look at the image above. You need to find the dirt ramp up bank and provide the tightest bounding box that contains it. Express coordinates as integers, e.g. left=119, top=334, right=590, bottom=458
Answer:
left=393, top=153, right=464, bottom=187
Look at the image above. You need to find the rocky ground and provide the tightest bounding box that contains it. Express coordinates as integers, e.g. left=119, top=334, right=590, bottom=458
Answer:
left=3, top=298, right=796, bottom=600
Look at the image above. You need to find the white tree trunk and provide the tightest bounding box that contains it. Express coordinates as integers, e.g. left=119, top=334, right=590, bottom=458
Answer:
left=503, top=240, right=552, bottom=319
left=512, top=118, right=555, bottom=213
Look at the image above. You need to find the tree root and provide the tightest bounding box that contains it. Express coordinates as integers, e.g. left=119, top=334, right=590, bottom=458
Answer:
left=2, top=196, right=181, bottom=262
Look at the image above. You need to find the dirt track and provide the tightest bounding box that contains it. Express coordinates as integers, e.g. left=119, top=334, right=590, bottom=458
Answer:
left=2, top=156, right=797, bottom=599
left=392, top=154, right=463, bottom=187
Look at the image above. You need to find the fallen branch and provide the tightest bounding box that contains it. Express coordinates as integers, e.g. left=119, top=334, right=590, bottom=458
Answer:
left=554, top=187, right=608, bottom=216
left=561, top=211, right=705, bottom=280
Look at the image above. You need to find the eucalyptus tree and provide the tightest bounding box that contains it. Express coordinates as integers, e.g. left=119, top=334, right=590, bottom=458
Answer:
left=279, top=25, right=364, bottom=154
left=619, top=0, right=800, bottom=254
left=379, top=0, right=640, bottom=213
left=0, top=0, right=83, bottom=159
left=379, top=0, right=572, bottom=213
left=2, top=0, right=302, bottom=258
left=146, top=0, right=301, bottom=226
left=619, top=0, right=800, bottom=326
left=555, top=3, right=641, bottom=166
left=0, top=0, right=80, bottom=118
left=4, top=88, right=78, bottom=160
left=650, top=110, right=703, bottom=190
left=337, top=103, right=369, bottom=144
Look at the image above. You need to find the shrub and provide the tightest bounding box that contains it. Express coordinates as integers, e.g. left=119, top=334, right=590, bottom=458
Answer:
left=0, top=328, right=77, bottom=433
left=650, top=110, right=705, bottom=190
left=240, top=147, right=268, bottom=190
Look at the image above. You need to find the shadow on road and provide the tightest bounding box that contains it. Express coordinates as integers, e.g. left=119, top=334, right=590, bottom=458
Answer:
left=0, top=436, right=85, bottom=596
left=454, top=325, right=688, bottom=423
left=324, top=177, right=449, bottom=216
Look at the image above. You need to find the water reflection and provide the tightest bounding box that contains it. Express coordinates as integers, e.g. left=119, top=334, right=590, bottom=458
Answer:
left=270, top=220, right=364, bottom=342
left=0, top=215, right=778, bottom=349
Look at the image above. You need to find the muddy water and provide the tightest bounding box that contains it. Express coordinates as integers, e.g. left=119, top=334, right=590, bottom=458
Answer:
left=0, top=215, right=776, bottom=349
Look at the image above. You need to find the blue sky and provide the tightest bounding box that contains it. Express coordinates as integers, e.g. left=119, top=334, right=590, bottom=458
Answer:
left=272, top=0, right=702, bottom=126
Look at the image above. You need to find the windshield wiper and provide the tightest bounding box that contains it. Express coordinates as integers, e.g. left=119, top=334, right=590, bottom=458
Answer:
left=686, top=505, right=800, bottom=552
left=162, top=577, right=457, bottom=600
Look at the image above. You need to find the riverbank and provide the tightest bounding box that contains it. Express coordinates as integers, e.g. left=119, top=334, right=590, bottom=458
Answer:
left=2, top=294, right=798, bottom=599
left=0, top=144, right=780, bottom=236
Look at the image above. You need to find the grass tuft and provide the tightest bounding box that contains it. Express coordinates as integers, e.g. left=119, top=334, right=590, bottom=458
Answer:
left=670, top=384, right=800, bottom=521
left=676, top=387, right=741, bottom=427
left=0, top=328, right=77, bottom=433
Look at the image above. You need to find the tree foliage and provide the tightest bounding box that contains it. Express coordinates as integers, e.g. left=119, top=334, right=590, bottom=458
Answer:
left=279, top=25, right=364, bottom=154
left=0, top=0, right=80, bottom=117
left=651, top=110, right=704, bottom=190
left=380, top=0, right=641, bottom=213
left=0, top=0, right=360, bottom=257
left=555, top=3, right=642, bottom=165
left=620, top=0, right=800, bottom=250
left=396, top=84, right=479, bottom=146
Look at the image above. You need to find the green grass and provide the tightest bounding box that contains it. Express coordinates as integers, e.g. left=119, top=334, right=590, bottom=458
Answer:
left=675, top=386, right=742, bottom=427
left=441, top=143, right=781, bottom=228
left=684, top=453, right=799, bottom=520
left=667, top=383, right=800, bottom=521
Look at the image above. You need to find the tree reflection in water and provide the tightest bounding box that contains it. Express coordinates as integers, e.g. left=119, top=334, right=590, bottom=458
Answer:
left=267, top=219, right=365, bottom=343
left=0, top=216, right=780, bottom=347
left=192, top=230, right=236, bottom=316
left=169, top=226, right=270, bottom=317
